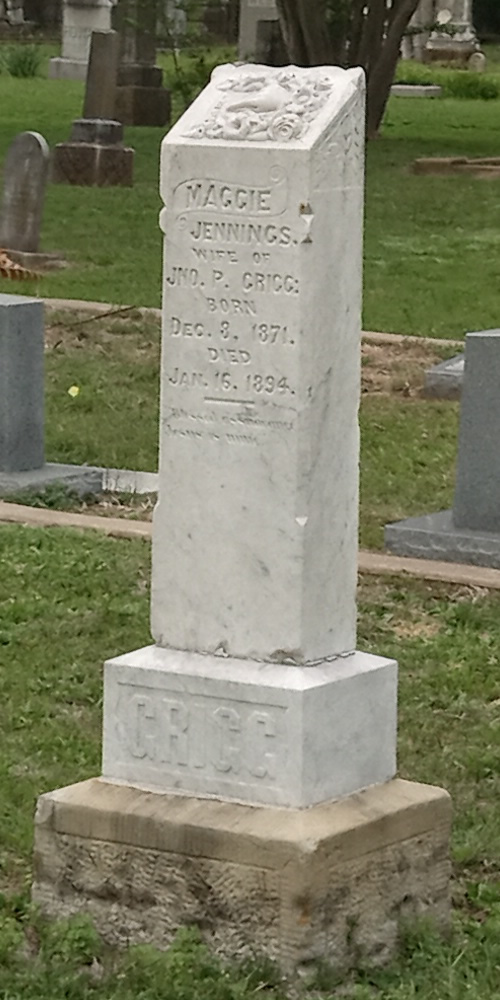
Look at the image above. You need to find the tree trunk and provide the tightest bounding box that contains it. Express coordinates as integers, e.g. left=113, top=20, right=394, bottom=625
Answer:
left=275, top=0, right=337, bottom=65
left=366, top=0, right=420, bottom=137
left=276, top=0, right=421, bottom=138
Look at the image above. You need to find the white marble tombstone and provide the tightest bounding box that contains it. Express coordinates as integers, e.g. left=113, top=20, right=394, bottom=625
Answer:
left=49, top=0, right=115, bottom=81
left=102, top=64, right=398, bottom=808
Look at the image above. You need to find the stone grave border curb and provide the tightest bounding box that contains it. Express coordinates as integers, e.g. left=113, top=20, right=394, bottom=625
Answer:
left=1, top=500, right=499, bottom=592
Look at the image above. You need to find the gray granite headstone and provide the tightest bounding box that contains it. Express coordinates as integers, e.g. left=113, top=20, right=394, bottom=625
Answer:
left=385, top=329, right=500, bottom=567
left=0, top=294, right=103, bottom=496
left=423, top=353, right=464, bottom=399
left=454, top=332, right=500, bottom=531
left=0, top=294, right=44, bottom=473
left=0, top=132, right=50, bottom=254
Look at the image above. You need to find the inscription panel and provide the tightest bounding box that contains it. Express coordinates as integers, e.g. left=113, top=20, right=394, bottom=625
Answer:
left=113, top=680, right=286, bottom=793
left=160, top=164, right=301, bottom=449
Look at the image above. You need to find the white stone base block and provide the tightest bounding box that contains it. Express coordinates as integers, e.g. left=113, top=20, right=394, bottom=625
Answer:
left=102, top=645, right=397, bottom=808
left=48, top=57, right=88, bottom=81
left=33, top=777, right=451, bottom=974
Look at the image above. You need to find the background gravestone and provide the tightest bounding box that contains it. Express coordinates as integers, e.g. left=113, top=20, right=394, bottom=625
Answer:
left=401, top=0, right=435, bottom=61
left=0, top=294, right=102, bottom=495
left=0, top=132, right=49, bottom=255
left=238, top=0, right=287, bottom=64
left=2, top=0, right=25, bottom=24
left=82, top=28, right=119, bottom=118
left=386, top=330, right=500, bottom=566
left=34, top=63, right=450, bottom=974
left=49, top=0, right=115, bottom=81
left=113, top=0, right=170, bottom=126
left=426, top=0, right=481, bottom=64
left=52, top=30, right=134, bottom=187
left=423, top=352, right=464, bottom=399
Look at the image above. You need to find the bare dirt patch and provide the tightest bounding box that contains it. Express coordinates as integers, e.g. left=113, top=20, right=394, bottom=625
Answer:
left=45, top=307, right=160, bottom=361
left=361, top=337, right=452, bottom=397
left=80, top=493, right=155, bottom=522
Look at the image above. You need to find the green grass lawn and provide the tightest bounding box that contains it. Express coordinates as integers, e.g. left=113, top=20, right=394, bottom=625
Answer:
left=0, top=524, right=500, bottom=997
left=1, top=47, right=500, bottom=997
left=0, top=53, right=500, bottom=335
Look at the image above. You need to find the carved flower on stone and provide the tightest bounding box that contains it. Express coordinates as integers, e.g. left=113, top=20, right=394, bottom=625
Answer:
left=268, top=112, right=303, bottom=142
left=219, top=111, right=254, bottom=140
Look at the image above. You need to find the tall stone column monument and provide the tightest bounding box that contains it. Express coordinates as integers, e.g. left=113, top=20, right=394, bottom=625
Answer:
left=33, top=65, right=451, bottom=973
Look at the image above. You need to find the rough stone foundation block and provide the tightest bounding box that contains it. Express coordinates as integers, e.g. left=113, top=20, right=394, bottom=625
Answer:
left=52, top=143, right=134, bottom=187
left=102, top=645, right=397, bottom=808
left=32, top=777, right=452, bottom=974
left=385, top=509, right=500, bottom=569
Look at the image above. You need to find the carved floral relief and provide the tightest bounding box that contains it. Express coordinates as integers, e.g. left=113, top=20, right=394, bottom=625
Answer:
left=184, top=68, right=335, bottom=143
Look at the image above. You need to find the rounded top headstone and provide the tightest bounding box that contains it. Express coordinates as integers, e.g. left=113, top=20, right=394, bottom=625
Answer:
left=468, top=51, right=486, bottom=72
left=0, top=131, right=50, bottom=253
